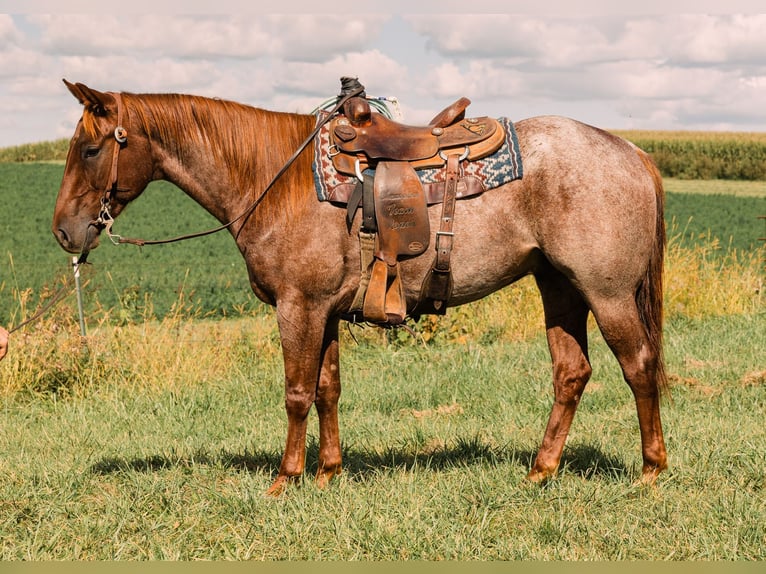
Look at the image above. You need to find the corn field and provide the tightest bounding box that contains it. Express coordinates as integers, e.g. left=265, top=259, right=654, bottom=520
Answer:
left=613, top=130, right=766, bottom=180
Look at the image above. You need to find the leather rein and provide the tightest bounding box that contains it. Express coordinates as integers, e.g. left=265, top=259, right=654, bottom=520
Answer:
left=78, top=84, right=366, bottom=264
left=7, top=85, right=364, bottom=335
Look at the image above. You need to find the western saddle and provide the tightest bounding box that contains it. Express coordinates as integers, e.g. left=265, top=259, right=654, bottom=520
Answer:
left=329, top=78, right=505, bottom=325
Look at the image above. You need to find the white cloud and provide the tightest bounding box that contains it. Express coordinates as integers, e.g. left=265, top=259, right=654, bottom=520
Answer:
left=613, top=14, right=766, bottom=68
left=2, top=13, right=766, bottom=147
left=265, top=15, right=388, bottom=62
left=420, top=61, right=526, bottom=101
left=667, top=14, right=766, bottom=66
left=58, top=55, right=226, bottom=94
left=407, top=15, right=630, bottom=66
left=401, top=13, right=766, bottom=130
left=409, top=14, right=766, bottom=69
left=29, top=14, right=388, bottom=61
left=0, top=14, right=22, bottom=48
left=0, top=47, right=49, bottom=81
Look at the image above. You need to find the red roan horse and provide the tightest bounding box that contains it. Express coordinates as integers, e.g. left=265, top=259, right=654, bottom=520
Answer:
left=52, top=80, right=668, bottom=496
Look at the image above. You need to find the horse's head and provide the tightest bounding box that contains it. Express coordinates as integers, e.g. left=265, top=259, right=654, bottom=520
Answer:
left=52, top=80, right=153, bottom=259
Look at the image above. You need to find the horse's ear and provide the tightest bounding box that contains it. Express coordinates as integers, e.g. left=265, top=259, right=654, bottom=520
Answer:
left=62, top=79, right=112, bottom=117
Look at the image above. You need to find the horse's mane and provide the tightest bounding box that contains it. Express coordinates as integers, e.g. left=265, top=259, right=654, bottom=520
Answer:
left=118, top=92, right=316, bottom=213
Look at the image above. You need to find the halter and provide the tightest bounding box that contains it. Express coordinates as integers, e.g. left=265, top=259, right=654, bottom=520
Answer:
left=77, top=92, right=128, bottom=264
left=77, top=80, right=366, bottom=261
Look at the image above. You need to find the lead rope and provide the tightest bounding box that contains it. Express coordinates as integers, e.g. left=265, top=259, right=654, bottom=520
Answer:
left=101, top=82, right=366, bottom=249
left=7, top=261, right=91, bottom=335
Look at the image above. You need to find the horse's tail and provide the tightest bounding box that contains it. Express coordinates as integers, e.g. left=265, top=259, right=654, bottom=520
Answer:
left=636, top=149, right=669, bottom=396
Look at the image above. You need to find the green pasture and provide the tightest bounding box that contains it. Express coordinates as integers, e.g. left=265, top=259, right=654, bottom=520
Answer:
left=0, top=311, right=763, bottom=559
left=0, top=145, right=764, bottom=560
left=1, top=162, right=764, bottom=323
left=1, top=163, right=259, bottom=322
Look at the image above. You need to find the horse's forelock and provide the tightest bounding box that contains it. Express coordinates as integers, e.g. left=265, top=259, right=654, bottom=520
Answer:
left=80, top=108, right=99, bottom=140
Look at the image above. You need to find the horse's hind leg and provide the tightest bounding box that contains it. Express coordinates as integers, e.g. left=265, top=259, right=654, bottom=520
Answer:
left=589, top=297, right=668, bottom=483
left=528, top=270, right=593, bottom=482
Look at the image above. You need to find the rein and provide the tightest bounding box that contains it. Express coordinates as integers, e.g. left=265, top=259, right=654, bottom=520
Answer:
left=7, top=281, right=72, bottom=335
left=7, top=262, right=91, bottom=335
left=83, top=82, right=366, bottom=262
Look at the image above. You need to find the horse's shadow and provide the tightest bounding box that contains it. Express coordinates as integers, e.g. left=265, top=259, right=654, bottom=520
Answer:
left=89, top=437, right=631, bottom=483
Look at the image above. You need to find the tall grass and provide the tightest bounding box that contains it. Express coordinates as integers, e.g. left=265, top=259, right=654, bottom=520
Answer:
left=664, top=219, right=764, bottom=318
left=0, top=138, right=69, bottom=163
left=2, top=232, right=762, bottom=397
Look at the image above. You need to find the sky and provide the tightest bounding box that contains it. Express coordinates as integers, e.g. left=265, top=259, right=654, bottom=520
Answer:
left=1, top=7, right=766, bottom=147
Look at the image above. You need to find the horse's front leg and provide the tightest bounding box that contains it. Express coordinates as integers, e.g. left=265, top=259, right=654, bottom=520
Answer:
left=315, top=317, right=342, bottom=488
left=266, top=301, right=341, bottom=497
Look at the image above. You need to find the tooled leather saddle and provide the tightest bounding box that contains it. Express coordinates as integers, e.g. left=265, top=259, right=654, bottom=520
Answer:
left=327, top=78, right=506, bottom=325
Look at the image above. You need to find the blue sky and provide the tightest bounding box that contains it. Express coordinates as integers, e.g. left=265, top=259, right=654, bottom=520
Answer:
left=1, top=10, right=766, bottom=147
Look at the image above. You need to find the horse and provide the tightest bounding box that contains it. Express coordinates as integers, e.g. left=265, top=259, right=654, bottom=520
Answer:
left=52, top=80, right=668, bottom=496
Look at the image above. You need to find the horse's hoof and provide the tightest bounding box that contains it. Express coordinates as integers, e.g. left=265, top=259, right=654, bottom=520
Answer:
left=639, top=465, right=665, bottom=486
left=526, top=467, right=556, bottom=484
left=315, top=465, right=342, bottom=489
left=264, top=475, right=296, bottom=498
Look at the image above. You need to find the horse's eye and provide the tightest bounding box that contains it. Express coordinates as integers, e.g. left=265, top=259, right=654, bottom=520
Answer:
left=83, top=146, right=101, bottom=159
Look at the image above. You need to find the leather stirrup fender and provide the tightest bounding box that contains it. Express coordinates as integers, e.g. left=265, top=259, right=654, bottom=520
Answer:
left=373, top=161, right=430, bottom=265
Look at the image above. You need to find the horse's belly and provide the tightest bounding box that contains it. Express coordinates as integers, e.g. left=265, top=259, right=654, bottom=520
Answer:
left=399, top=194, right=539, bottom=306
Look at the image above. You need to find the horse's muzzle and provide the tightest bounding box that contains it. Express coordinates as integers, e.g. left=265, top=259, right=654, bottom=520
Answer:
left=53, top=222, right=101, bottom=256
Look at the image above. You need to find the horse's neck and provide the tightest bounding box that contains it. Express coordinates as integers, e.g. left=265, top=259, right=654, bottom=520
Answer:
left=139, top=96, right=316, bottom=228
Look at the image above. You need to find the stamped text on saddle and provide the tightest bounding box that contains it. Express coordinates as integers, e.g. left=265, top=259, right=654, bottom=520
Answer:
left=327, top=78, right=506, bottom=326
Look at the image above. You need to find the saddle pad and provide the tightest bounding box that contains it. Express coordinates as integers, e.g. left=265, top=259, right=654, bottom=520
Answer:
left=312, top=113, right=523, bottom=203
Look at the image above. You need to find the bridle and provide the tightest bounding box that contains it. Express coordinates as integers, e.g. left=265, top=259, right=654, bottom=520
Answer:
left=12, top=79, right=367, bottom=335
left=77, top=90, right=128, bottom=264
left=77, top=81, right=366, bottom=264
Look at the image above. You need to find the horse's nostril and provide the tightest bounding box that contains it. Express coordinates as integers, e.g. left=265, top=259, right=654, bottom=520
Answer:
left=57, top=228, right=70, bottom=246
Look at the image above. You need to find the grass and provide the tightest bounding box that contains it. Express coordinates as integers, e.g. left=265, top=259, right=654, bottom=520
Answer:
left=0, top=226, right=763, bottom=559
left=0, top=311, right=763, bottom=559
left=0, top=147, right=764, bottom=559
left=664, top=178, right=766, bottom=198
left=0, top=138, right=68, bottom=163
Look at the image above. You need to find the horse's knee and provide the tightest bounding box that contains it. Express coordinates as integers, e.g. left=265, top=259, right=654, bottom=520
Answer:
left=284, top=389, right=314, bottom=419
left=552, top=357, right=592, bottom=404
left=315, top=377, right=340, bottom=412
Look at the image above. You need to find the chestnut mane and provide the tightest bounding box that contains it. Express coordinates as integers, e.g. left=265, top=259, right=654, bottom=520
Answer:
left=88, top=92, right=317, bottom=214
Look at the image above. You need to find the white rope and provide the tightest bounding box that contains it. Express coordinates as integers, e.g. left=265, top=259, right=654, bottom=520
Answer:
left=311, top=94, right=400, bottom=120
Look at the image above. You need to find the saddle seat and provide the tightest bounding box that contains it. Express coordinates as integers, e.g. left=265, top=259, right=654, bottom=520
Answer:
left=331, top=96, right=505, bottom=176
left=329, top=94, right=507, bottom=326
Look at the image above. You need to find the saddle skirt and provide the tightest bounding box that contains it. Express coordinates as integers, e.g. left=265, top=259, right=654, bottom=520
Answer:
left=312, top=114, right=523, bottom=205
